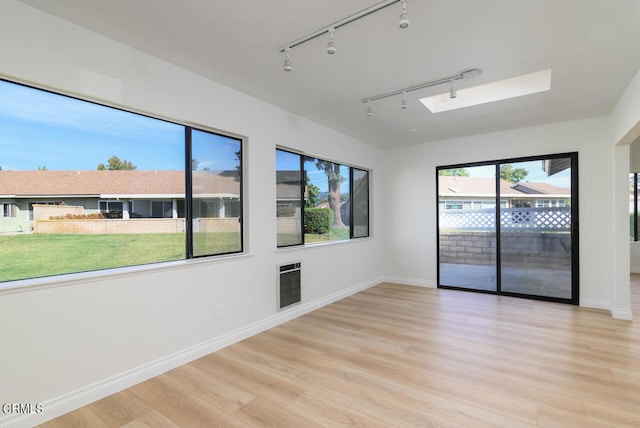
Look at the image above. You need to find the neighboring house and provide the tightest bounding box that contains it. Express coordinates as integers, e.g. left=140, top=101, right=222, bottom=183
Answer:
left=438, top=176, right=570, bottom=210
left=0, top=170, right=240, bottom=233
left=276, top=171, right=303, bottom=217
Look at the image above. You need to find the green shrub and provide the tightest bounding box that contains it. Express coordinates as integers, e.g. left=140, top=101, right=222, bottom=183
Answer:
left=304, top=208, right=332, bottom=234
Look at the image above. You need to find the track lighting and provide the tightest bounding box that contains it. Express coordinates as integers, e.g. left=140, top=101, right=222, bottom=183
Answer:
left=361, top=68, right=481, bottom=116
left=399, top=0, right=409, bottom=29
left=449, top=80, right=457, bottom=99
left=279, top=0, right=406, bottom=72
left=283, top=47, right=292, bottom=72
left=327, top=28, right=336, bottom=55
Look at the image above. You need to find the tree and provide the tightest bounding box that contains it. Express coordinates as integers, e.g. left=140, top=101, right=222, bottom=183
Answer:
left=315, top=160, right=346, bottom=228
left=191, top=158, right=199, bottom=171
left=439, top=168, right=470, bottom=177
left=305, top=182, right=320, bottom=208
left=37, top=165, right=47, bottom=170
left=97, top=155, right=137, bottom=170
left=500, top=165, right=528, bottom=183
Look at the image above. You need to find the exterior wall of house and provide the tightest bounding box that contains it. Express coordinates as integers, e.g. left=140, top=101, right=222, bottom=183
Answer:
left=0, top=200, right=24, bottom=233
left=0, top=3, right=384, bottom=426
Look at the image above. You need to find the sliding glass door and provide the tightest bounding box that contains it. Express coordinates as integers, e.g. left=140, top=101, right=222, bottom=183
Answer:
left=438, top=165, right=498, bottom=292
left=437, top=153, right=578, bottom=304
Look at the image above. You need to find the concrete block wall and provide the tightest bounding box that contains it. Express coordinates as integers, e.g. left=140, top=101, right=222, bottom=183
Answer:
left=440, top=231, right=572, bottom=269
left=34, top=218, right=186, bottom=234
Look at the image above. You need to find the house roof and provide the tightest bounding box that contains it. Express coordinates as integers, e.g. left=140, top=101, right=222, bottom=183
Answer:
left=511, top=182, right=569, bottom=195
left=438, top=176, right=570, bottom=198
left=0, top=170, right=240, bottom=198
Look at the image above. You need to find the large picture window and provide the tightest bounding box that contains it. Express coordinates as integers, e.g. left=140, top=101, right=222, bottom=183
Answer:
left=0, top=79, right=243, bottom=283
left=276, top=148, right=369, bottom=247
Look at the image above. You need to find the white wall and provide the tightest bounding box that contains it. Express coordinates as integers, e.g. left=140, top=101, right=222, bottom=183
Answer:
left=382, top=117, right=615, bottom=309
left=624, top=85, right=640, bottom=275
left=3, top=1, right=640, bottom=426
left=0, top=2, right=384, bottom=426
left=611, top=68, right=640, bottom=318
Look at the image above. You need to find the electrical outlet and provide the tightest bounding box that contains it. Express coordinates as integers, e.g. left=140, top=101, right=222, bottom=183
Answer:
left=214, top=303, right=224, bottom=319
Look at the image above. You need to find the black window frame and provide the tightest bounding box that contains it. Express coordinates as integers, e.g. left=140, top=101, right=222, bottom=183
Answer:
left=0, top=77, right=244, bottom=284
left=276, top=148, right=370, bottom=248
left=186, top=127, right=244, bottom=259
left=631, top=172, right=639, bottom=242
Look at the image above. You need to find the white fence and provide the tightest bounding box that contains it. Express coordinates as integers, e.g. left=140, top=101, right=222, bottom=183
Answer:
left=439, top=207, right=571, bottom=231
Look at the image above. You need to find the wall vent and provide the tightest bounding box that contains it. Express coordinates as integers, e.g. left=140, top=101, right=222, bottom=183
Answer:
left=278, top=262, right=301, bottom=310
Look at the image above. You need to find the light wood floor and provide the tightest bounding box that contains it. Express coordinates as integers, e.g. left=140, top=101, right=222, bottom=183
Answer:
left=40, top=278, right=640, bottom=427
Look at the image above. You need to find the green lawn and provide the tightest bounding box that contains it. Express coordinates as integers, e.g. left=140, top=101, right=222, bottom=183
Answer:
left=0, top=232, right=240, bottom=283
left=305, top=227, right=350, bottom=243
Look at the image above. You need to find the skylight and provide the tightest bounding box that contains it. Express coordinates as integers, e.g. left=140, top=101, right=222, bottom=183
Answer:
left=420, top=69, right=552, bottom=113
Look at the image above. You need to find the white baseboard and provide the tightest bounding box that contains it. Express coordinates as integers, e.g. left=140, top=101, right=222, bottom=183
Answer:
left=3, top=276, right=383, bottom=428
left=611, top=307, right=634, bottom=321
left=579, top=298, right=610, bottom=311
left=382, top=275, right=437, bottom=288
left=580, top=299, right=635, bottom=321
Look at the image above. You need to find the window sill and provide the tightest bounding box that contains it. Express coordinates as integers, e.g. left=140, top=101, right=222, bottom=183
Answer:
left=0, top=252, right=253, bottom=295
left=275, top=236, right=372, bottom=254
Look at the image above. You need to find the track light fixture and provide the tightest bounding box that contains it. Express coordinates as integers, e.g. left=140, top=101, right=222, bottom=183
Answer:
left=361, top=68, right=481, bottom=116
left=283, top=47, right=292, bottom=72
left=399, top=0, right=409, bottom=29
left=449, top=79, right=457, bottom=99
left=327, top=28, right=336, bottom=55
left=279, top=0, right=406, bottom=71
left=401, top=91, right=408, bottom=109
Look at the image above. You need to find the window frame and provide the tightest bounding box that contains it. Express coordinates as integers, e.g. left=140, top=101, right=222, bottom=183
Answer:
left=351, top=166, right=370, bottom=239
left=276, top=147, right=370, bottom=248
left=2, top=203, right=17, bottom=218
left=0, top=77, right=245, bottom=284
left=631, top=172, right=638, bottom=242
left=186, top=127, right=244, bottom=259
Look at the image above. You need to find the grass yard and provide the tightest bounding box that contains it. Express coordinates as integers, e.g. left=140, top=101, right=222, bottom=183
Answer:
left=0, top=232, right=240, bottom=283
left=305, top=226, right=350, bottom=243
left=278, top=227, right=351, bottom=246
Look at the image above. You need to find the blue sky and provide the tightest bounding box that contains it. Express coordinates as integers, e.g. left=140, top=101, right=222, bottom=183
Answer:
left=0, top=80, right=239, bottom=171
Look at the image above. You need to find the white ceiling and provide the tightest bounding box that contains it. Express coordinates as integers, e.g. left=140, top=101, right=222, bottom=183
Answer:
left=17, top=0, right=640, bottom=148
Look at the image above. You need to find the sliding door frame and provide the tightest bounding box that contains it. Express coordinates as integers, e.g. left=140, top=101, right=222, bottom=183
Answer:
left=436, top=152, right=579, bottom=305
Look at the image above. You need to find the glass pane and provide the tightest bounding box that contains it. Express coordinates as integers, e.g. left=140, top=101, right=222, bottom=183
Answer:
left=438, top=165, right=497, bottom=291
left=276, top=150, right=303, bottom=247
left=499, top=158, right=572, bottom=299
left=352, top=168, right=369, bottom=238
left=630, top=173, right=636, bottom=241
left=191, top=129, right=242, bottom=256
left=0, top=80, right=185, bottom=282
left=303, top=157, right=350, bottom=243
